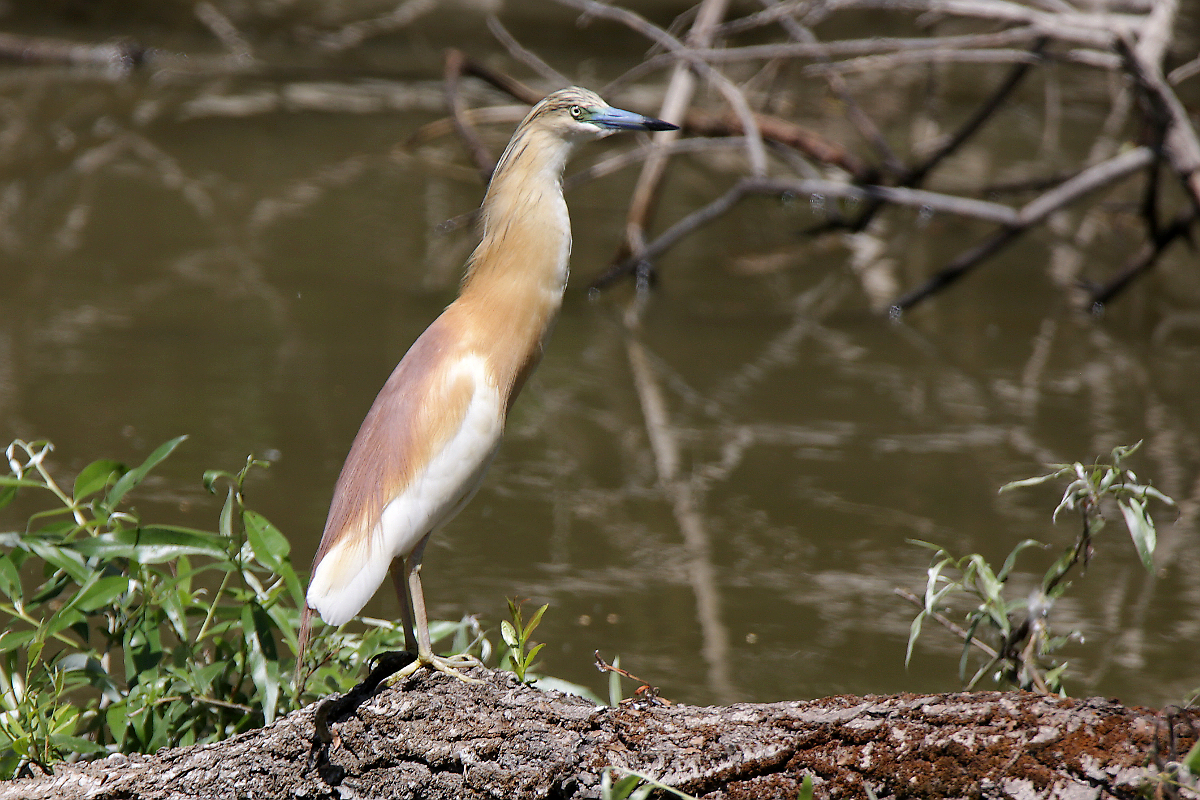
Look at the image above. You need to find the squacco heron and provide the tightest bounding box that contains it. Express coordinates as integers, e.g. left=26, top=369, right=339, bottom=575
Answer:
left=299, top=87, right=677, bottom=683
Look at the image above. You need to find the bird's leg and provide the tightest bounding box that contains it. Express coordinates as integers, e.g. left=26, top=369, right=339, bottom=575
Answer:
left=389, top=556, right=417, bottom=652
left=385, top=535, right=482, bottom=685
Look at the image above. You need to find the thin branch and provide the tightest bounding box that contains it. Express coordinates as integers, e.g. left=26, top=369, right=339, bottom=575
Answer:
left=485, top=15, right=572, bottom=89
left=759, top=0, right=903, bottom=177
left=590, top=176, right=1025, bottom=289
left=893, top=588, right=1001, bottom=660
left=683, top=109, right=870, bottom=179
left=1087, top=205, right=1198, bottom=309
left=558, top=0, right=768, bottom=177
left=1117, top=34, right=1200, bottom=210
left=444, top=49, right=497, bottom=182
left=889, top=146, right=1156, bottom=312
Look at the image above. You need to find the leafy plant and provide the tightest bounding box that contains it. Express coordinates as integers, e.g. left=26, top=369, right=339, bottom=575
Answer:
left=904, top=442, right=1174, bottom=694
left=0, top=438, right=312, bottom=777
left=0, top=438, right=497, bottom=778
left=499, top=598, right=547, bottom=683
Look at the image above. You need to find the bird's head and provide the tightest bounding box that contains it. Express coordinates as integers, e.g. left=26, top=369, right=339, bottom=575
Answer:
left=531, top=87, right=679, bottom=141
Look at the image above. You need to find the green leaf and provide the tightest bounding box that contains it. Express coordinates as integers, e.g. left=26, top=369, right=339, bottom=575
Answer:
left=1182, top=738, right=1200, bottom=775
left=71, top=527, right=229, bottom=564
left=243, top=511, right=289, bottom=572
left=524, top=603, right=548, bottom=638
left=611, top=774, right=642, bottom=799
left=73, top=459, right=125, bottom=501
left=106, top=702, right=129, bottom=748
left=798, top=773, right=815, bottom=800
left=0, top=630, right=35, bottom=653
left=608, top=654, right=623, bottom=707
left=0, top=554, right=21, bottom=601
left=1117, top=497, right=1156, bottom=571
left=219, top=487, right=235, bottom=541
left=500, top=620, right=518, bottom=649
left=25, top=539, right=90, bottom=584
left=242, top=603, right=278, bottom=725
left=0, top=477, right=45, bottom=489
left=105, top=436, right=188, bottom=509
left=905, top=611, right=925, bottom=668
left=997, top=539, right=1045, bottom=582
left=526, top=641, right=546, bottom=662
left=71, top=574, right=130, bottom=612
left=999, top=471, right=1065, bottom=492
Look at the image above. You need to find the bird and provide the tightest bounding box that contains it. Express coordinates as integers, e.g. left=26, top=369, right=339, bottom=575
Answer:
left=298, top=87, right=678, bottom=684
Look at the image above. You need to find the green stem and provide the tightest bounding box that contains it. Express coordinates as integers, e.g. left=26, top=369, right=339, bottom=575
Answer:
left=194, top=569, right=231, bottom=644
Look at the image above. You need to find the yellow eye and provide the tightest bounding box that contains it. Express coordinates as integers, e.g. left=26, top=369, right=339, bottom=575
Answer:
left=569, top=105, right=583, bottom=120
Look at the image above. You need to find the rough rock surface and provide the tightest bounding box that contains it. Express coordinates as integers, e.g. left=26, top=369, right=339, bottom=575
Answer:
left=1, top=667, right=1195, bottom=799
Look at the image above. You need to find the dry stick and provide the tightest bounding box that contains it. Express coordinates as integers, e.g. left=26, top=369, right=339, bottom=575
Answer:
left=889, top=146, right=1156, bottom=313
left=683, top=109, right=870, bottom=180
left=653, top=27, right=1044, bottom=65
left=444, top=49, right=498, bottom=183
left=1117, top=35, right=1200, bottom=210
left=0, top=31, right=147, bottom=70
left=195, top=2, right=254, bottom=62
left=717, top=0, right=812, bottom=36
left=559, top=0, right=767, bottom=264
left=564, top=136, right=753, bottom=189
left=1088, top=205, right=1199, bottom=309
left=820, top=38, right=1046, bottom=238
left=437, top=137, right=755, bottom=237
left=605, top=0, right=725, bottom=268
left=803, top=47, right=1111, bottom=76
left=315, top=0, right=436, bottom=52
left=759, top=0, right=904, bottom=178
left=591, top=176, right=1024, bottom=289
left=485, top=15, right=573, bottom=89
left=817, top=0, right=1142, bottom=46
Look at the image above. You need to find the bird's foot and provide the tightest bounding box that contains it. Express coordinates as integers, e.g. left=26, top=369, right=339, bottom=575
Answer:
left=383, top=652, right=483, bottom=687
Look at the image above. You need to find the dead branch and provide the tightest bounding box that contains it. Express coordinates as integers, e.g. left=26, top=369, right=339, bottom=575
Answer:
left=683, top=109, right=870, bottom=179
left=890, top=146, right=1156, bottom=312
left=486, top=15, right=572, bottom=89
left=444, top=49, right=500, bottom=182
left=1118, top=35, right=1200, bottom=209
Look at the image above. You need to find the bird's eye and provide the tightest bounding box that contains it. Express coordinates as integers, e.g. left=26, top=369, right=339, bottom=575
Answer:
left=569, top=105, right=583, bottom=120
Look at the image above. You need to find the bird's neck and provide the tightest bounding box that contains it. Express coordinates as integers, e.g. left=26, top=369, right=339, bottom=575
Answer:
left=454, top=125, right=577, bottom=406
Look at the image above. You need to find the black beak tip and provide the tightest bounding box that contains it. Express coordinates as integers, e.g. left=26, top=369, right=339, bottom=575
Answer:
left=644, top=118, right=680, bottom=132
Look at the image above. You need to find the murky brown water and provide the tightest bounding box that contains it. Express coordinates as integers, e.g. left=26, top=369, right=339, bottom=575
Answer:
left=2, top=3, right=1198, bottom=709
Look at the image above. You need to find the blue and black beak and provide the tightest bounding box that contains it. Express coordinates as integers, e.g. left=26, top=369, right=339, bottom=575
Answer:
left=592, top=106, right=680, bottom=132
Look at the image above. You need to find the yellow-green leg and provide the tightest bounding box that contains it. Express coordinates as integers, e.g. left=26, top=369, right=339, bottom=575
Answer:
left=385, top=535, right=481, bottom=685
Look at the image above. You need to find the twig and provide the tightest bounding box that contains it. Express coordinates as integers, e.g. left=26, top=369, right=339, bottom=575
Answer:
left=758, top=0, right=902, bottom=177
left=683, top=109, right=870, bottom=179
left=641, top=27, right=1042, bottom=65
left=485, top=15, right=572, bottom=88
left=315, top=0, right=437, bottom=52
left=1087, top=205, right=1198, bottom=309
left=1117, top=34, right=1200, bottom=210
left=893, top=587, right=1001, bottom=660
left=559, top=0, right=768, bottom=178
left=590, top=176, right=1026, bottom=289
left=0, top=31, right=147, bottom=71
left=444, top=49, right=498, bottom=182
left=889, top=146, right=1156, bottom=312
left=814, top=0, right=1141, bottom=47
left=194, top=2, right=254, bottom=62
